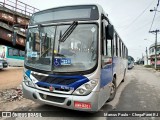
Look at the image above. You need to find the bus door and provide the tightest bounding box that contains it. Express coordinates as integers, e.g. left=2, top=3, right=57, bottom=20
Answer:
left=101, top=38, right=113, bottom=88
left=99, top=23, right=113, bottom=105
left=100, top=38, right=113, bottom=107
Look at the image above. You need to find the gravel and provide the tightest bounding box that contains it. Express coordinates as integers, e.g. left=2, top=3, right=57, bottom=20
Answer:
left=0, top=85, right=23, bottom=103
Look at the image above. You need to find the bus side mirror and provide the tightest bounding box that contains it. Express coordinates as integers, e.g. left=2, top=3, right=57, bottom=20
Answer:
left=105, top=25, right=114, bottom=40
left=12, top=32, right=17, bottom=46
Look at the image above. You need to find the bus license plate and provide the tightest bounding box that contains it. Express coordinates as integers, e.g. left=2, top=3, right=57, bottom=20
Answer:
left=74, top=101, right=91, bottom=109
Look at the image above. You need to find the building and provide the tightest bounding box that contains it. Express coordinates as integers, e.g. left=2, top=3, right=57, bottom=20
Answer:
left=149, top=42, right=160, bottom=66
left=144, top=55, right=151, bottom=65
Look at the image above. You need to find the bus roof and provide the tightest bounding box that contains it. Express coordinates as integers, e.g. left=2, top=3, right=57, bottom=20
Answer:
left=30, top=4, right=104, bottom=24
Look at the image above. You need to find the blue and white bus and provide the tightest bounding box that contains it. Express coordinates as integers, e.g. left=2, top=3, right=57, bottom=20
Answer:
left=21, top=4, right=128, bottom=112
left=6, top=47, right=24, bottom=66
left=0, top=45, right=24, bottom=67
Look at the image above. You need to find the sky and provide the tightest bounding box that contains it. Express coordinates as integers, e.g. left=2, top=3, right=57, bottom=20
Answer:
left=5, top=0, right=160, bottom=60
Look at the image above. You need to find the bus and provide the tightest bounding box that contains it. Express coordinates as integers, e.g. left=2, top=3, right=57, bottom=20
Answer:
left=6, top=47, right=24, bottom=66
left=19, top=4, right=128, bottom=112
left=128, top=56, right=134, bottom=69
left=0, top=45, right=24, bottom=67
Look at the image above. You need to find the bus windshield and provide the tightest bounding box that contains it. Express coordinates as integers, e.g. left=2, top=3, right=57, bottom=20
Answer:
left=25, top=23, right=98, bottom=73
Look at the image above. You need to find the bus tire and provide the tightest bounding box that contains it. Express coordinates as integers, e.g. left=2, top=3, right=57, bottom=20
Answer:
left=107, top=77, right=116, bottom=102
left=122, top=69, right=126, bottom=82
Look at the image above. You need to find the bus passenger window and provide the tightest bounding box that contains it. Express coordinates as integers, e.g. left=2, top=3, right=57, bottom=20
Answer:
left=122, top=43, right=124, bottom=58
left=107, top=40, right=112, bottom=57
left=119, top=39, right=121, bottom=57
left=113, top=34, right=117, bottom=56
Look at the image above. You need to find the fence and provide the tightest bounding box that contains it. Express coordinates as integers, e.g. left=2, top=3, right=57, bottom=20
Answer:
left=0, top=0, right=39, bottom=16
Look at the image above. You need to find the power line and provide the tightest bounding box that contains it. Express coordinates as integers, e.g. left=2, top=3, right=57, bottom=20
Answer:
left=120, top=0, right=156, bottom=31
left=149, top=7, right=158, bottom=31
left=131, top=19, right=153, bottom=32
left=119, top=19, right=152, bottom=35
left=149, top=0, right=160, bottom=31
left=157, top=0, right=160, bottom=6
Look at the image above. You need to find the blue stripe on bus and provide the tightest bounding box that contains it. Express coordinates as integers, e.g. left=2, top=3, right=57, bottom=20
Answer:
left=25, top=70, right=31, bottom=78
left=6, top=56, right=24, bottom=60
left=100, top=65, right=113, bottom=88
left=100, top=57, right=119, bottom=88
left=36, top=75, right=89, bottom=90
left=68, top=77, right=89, bottom=89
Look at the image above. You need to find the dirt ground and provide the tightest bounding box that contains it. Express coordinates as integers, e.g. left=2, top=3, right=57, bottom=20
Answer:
left=0, top=67, right=38, bottom=111
left=0, top=67, right=23, bottom=91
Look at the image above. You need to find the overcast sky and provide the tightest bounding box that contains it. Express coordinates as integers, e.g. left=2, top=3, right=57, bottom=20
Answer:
left=10, top=0, right=160, bottom=60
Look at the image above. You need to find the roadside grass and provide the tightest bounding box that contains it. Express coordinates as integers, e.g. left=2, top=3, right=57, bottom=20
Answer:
left=144, top=65, right=154, bottom=68
left=144, top=65, right=160, bottom=71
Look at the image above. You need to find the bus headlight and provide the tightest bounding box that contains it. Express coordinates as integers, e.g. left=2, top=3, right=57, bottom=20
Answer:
left=23, top=74, right=35, bottom=88
left=85, top=84, right=91, bottom=89
left=79, top=88, right=86, bottom=94
left=73, top=80, right=98, bottom=96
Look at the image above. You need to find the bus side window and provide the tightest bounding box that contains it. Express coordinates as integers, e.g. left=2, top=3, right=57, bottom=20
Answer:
left=114, top=34, right=118, bottom=56
left=119, top=39, right=121, bottom=57
left=101, top=22, right=105, bottom=56
left=106, top=40, right=112, bottom=57
left=124, top=46, right=126, bottom=58
left=102, top=36, right=107, bottom=56
left=124, top=45, right=126, bottom=58
left=104, top=25, right=112, bottom=57
left=102, top=27, right=110, bottom=57
left=102, top=22, right=113, bottom=57
left=122, top=43, right=124, bottom=58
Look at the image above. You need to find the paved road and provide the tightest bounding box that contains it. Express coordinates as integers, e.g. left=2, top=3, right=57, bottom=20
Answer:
left=2, top=65, right=160, bottom=120
left=108, top=65, right=160, bottom=120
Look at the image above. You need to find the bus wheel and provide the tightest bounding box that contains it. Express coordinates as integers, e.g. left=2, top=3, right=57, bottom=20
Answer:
left=107, top=77, right=116, bottom=102
left=122, top=69, right=126, bottom=82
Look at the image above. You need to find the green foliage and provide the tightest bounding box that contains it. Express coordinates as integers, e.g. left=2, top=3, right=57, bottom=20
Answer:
left=144, top=65, right=153, bottom=68
left=144, top=65, right=160, bottom=71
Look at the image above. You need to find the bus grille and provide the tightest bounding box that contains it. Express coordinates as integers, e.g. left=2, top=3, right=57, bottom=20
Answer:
left=39, top=93, right=65, bottom=103
left=37, top=84, right=70, bottom=92
left=32, top=74, right=78, bottom=85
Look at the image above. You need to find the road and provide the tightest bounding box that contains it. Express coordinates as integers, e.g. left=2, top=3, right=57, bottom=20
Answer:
left=0, top=66, right=160, bottom=120
left=108, top=66, right=160, bottom=120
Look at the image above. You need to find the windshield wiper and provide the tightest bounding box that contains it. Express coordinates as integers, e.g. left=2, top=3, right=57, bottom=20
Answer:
left=59, top=21, right=78, bottom=42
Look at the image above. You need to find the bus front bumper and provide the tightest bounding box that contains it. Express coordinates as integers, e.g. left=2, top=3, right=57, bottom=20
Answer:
left=22, top=82, right=99, bottom=112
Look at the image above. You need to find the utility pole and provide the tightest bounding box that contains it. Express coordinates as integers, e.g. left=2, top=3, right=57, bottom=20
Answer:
left=149, top=29, right=159, bottom=69
left=157, top=0, right=160, bottom=6
left=146, top=47, right=148, bottom=65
